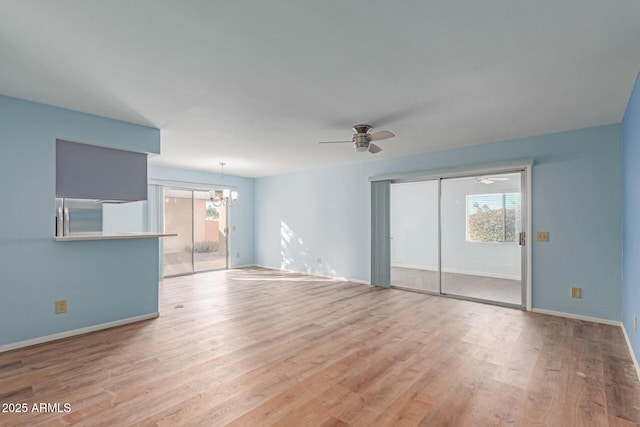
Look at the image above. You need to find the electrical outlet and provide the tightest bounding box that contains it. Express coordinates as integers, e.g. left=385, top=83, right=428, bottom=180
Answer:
left=317, top=258, right=322, bottom=265
left=571, top=287, right=581, bottom=299
left=55, top=300, right=67, bottom=314
left=236, top=252, right=240, bottom=259
left=536, top=231, right=549, bottom=242
left=232, top=226, right=236, bottom=232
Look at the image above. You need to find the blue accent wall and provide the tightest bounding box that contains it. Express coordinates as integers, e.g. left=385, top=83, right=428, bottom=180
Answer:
left=148, top=165, right=255, bottom=268
left=622, top=72, right=640, bottom=363
left=0, top=95, right=161, bottom=347
left=256, top=124, right=623, bottom=321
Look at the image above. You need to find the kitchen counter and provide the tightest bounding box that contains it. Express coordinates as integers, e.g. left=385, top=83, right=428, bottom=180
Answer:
left=54, top=232, right=176, bottom=242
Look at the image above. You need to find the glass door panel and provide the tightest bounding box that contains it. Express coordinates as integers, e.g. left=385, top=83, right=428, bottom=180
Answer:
left=163, top=188, right=194, bottom=276
left=390, top=180, right=439, bottom=293
left=440, top=172, right=523, bottom=306
left=194, top=190, right=227, bottom=272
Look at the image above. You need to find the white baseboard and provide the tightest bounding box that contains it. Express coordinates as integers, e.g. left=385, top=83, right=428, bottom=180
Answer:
left=0, top=312, right=159, bottom=353
left=621, top=324, right=640, bottom=385
left=531, top=308, right=620, bottom=326
left=252, top=264, right=371, bottom=286
left=229, top=264, right=257, bottom=269
left=252, top=264, right=272, bottom=270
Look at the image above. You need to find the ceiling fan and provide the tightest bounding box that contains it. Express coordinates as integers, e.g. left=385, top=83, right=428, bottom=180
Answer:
left=476, top=176, right=510, bottom=184
left=318, top=124, right=395, bottom=154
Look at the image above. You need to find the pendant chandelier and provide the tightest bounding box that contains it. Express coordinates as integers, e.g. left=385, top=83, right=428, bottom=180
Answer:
left=209, top=162, right=238, bottom=207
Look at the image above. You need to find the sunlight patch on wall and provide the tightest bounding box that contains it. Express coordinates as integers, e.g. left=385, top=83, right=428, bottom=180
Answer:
left=280, top=220, right=340, bottom=279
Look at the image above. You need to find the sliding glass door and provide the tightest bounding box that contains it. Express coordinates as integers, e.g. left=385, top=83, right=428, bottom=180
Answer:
left=389, top=170, right=525, bottom=308
left=390, top=180, right=439, bottom=293
left=163, top=187, right=228, bottom=277
left=163, top=189, right=194, bottom=276
left=193, top=190, right=227, bottom=272
left=441, top=172, right=523, bottom=305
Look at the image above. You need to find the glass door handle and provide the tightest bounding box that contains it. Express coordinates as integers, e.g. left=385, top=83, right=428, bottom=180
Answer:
left=518, top=232, right=526, bottom=246
left=63, top=207, right=70, bottom=236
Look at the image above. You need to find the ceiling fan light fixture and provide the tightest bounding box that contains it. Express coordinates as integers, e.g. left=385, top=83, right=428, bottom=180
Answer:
left=318, top=123, right=394, bottom=154
left=354, top=143, right=369, bottom=152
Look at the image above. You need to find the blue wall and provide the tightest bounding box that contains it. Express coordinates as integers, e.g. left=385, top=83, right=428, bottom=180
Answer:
left=622, top=72, right=640, bottom=363
left=0, top=95, right=161, bottom=347
left=256, top=124, right=623, bottom=321
left=148, top=165, right=255, bottom=268
left=0, top=90, right=631, bottom=351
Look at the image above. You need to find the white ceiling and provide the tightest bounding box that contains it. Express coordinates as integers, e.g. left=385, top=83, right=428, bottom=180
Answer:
left=1, top=1, right=639, bottom=177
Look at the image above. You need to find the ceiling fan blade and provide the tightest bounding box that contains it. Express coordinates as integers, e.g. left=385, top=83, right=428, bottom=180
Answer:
left=317, top=140, right=352, bottom=144
left=368, top=130, right=395, bottom=141
left=368, top=143, right=382, bottom=154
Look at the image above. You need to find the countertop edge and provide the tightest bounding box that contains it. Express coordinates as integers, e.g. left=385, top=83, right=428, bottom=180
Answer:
left=54, top=233, right=177, bottom=242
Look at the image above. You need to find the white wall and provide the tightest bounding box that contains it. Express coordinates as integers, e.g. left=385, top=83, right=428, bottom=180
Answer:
left=102, top=201, right=147, bottom=234
left=391, top=181, right=439, bottom=270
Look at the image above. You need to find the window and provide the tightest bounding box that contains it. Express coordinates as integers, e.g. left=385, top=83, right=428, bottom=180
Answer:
left=466, top=192, right=521, bottom=242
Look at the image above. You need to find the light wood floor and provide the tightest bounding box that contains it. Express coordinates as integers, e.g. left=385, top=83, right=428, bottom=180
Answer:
left=1, top=267, right=639, bottom=426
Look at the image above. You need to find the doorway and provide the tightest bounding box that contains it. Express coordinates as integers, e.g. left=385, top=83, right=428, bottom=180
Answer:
left=163, top=187, right=228, bottom=277
left=390, top=170, right=526, bottom=308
